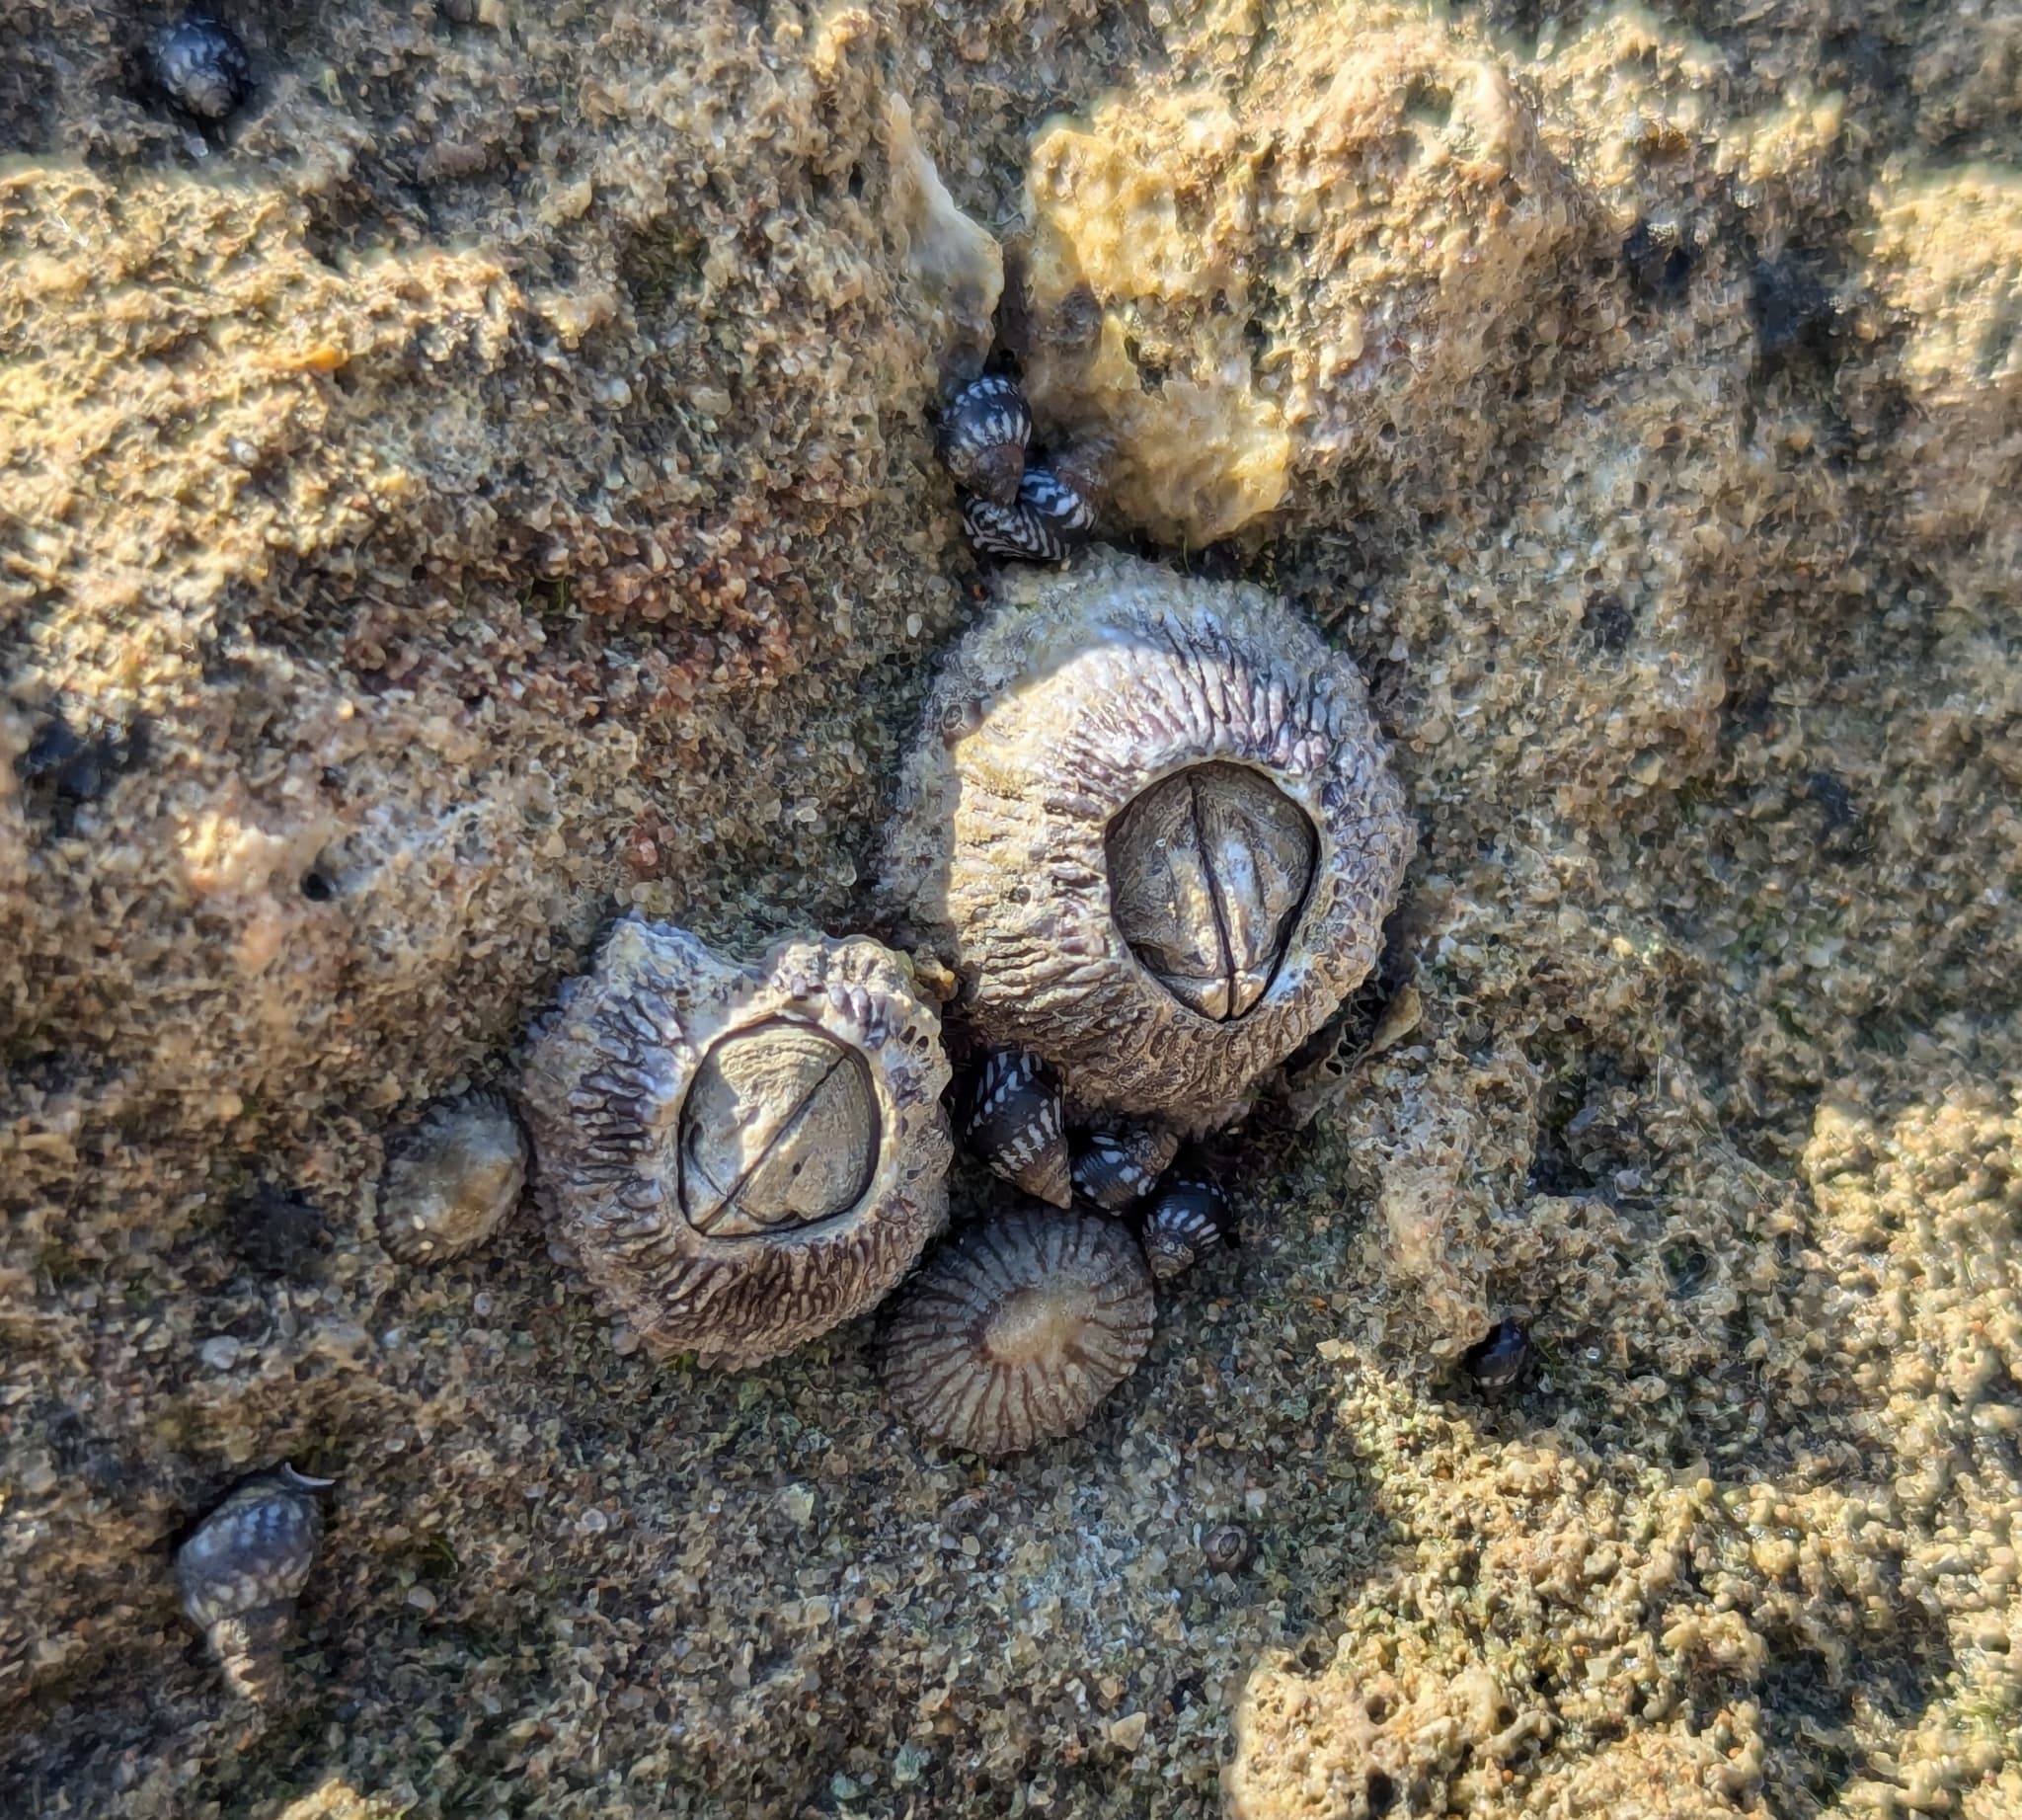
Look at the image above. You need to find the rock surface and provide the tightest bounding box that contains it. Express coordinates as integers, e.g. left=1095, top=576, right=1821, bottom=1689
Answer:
left=3, top=0, right=2020, bottom=1815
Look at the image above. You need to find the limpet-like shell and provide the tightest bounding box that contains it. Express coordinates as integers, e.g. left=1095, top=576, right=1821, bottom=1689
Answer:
left=958, top=1047, right=1072, bottom=1207
left=882, top=548, right=1413, bottom=1127
left=879, top=1209, right=1154, bottom=1455
left=517, top=918, right=953, bottom=1368
left=1070, top=1119, right=1180, bottom=1211
left=378, top=1089, right=528, bottom=1263
left=175, top=1463, right=333, bottom=1702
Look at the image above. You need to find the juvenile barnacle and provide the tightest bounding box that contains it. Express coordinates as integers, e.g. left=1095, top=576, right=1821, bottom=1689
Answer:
left=517, top=918, right=953, bottom=1368
left=149, top=15, right=253, bottom=123
left=175, top=1464, right=333, bottom=1702
left=879, top=1208, right=1154, bottom=1455
left=1070, top=1119, right=1180, bottom=1212
left=378, top=1088, right=528, bottom=1263
left=937, top=373, right=1032, bottom=508
left=882, top=548, right=1413, bottom=1127
left=958, top=1047, right=1071, bottom=1208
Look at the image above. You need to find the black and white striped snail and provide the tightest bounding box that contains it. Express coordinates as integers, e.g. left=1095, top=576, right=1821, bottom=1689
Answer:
left=937, top=374, right=1032, bottom=509
left=1070, top=1120, right=1180, bottom=1212
left=1137, top=1164, right=1235, bottom=1281
left=957, top=1047, right=1071, bottom=1208
left=175, top=1463, right=333, bottom=1702
left=959, top=464, right=1097, bottom=563
left=1462, top=1318, right=1533, bottom=1395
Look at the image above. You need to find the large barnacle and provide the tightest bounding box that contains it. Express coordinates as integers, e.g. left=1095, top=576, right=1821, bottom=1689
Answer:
left=881, top=549, right=1413, bottom=1128
left=517, top=918, right=954, bottom=1368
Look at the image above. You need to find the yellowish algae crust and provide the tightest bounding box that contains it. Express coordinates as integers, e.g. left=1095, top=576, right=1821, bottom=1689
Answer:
left=2, top=0, right=2020, bottom=1815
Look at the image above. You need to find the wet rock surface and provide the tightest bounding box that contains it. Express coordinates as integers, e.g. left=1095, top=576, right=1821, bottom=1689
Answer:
left=4, top=0, right=2021, bottom=1816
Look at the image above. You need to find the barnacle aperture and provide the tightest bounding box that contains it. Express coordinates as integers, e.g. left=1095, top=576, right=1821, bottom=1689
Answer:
left=175, top=1463, right=332, bottom=1702
left=879, top=1209, right=1154, bottom=1455
left=518, top=918, right=953, bottom=1368
left=882, top=548, right=1413, bottom=1126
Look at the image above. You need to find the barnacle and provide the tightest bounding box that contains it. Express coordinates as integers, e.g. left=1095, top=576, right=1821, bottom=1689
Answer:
left=879, top=1209, right=1153, bottom=1455
left=175, top=1464, right=333, bottom=1702
left=516, top=917, right=953, bottom=1368
left=378, top=1089, right=528, bottom=1263
left=882, top=549, right=1413, bottom=1127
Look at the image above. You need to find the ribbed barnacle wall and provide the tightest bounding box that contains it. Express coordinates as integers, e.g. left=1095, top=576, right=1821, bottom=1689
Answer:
left=882, top=548, right=1412, bottom=1130
left=517, top=917, right=953, bottom=1367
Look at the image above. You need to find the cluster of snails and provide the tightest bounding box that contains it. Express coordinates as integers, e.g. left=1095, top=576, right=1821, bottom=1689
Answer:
left=937, top=373, right=1099, bottom=563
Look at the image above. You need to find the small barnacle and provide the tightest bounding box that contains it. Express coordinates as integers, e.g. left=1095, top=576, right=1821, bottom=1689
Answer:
left=175, top=1463, right=333, bottom=1702
left=879, top=1208, right=1154, bottom=1455
left=1202, top=1522, right=1253, bottom=1573
left=1137, top=1164, right=1234, bottom=1281
left=517, top=917, right=953, bottom=1367
left=959, top=463, right=1097, bottom=563
left=958, top=1047, right=1071, bottom=1208
left=882, top=549, right=1413, bottom=1127
left=1070, top=1119, right=1180, bottom=1212
left=378, top=1089, right=528, bottom=1263
left=149, top=15, right=253, bottom=123
left=1462, top=1318, right=1533, bottom=1396
left=937, top=373, right=1032, bottom=508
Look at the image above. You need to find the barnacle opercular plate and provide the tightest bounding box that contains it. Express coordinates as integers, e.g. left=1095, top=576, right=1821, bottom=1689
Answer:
left=881, top=548, right=1413, bottom=1127
left=517, top=918, right=954, bottom=1368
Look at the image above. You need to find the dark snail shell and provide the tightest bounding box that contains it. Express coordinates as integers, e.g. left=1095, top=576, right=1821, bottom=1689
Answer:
left=378, top=1088, right=528, bottom=1263
left=938, top=374, right=1032, bottom=508
left=1137, top=1166, right=1234, bottom=1281
left=517, top=918, right=953, bottom=1368
left=150, top=16, right=253, bottom=122
left=175, top=1464, right=333, bottom=1702
left=1462, top=1318, right=1533, bottom=1395
left=1202, top=1522, right=1253, bottom=1573
left=958, top=1047, right=1071, bottom=1208
left=960, top=464, right=1097, bottom=563
left=1070, top=1120, right=1180, bottom=1212
left=881, top=549, right=1413, bottom=1128
left=879, top=1209, right=1154, bottom=1456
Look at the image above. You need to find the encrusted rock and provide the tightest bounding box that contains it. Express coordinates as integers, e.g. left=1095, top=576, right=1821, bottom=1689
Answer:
left=882, top=548, right=1413, bottom=1128
left=517, top=917, right=953, bottom=1368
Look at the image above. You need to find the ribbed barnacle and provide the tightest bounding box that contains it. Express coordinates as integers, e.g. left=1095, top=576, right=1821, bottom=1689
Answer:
left=378, top=1088, right=528, bottom=1263
left=149, top=15, right=253, bottom=122
left=937, top=373, right=1032, bottom=508
left=517, top=917, right=953, bottom=1368
left=1069, top=1119, right=1180, bottom=1212
left=957, top=1047, right=1071, bottom=1208
left=882, top=548, right=1414, bottom=1127
left=175, top=1464, right=333, bottom=1702
left=879, top=1209, right=1154, bottom=1456
left=960, top=464, right=1097, bottom=563
left=1137, top=1164, right=1234, bottom=1281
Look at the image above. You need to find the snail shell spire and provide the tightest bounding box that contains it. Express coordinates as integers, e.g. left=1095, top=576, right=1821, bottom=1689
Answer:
left=517, top=918, right=954, bottom=1368
left=881, top=549, right=1413, bottom=1128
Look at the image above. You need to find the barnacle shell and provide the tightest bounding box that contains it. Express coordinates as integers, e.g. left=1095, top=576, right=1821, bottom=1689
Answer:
left=517, top=918, right=953, bottom=1368
left=175, top=1463, right=332, bottom=1702
left=879, top=1209, right=1153, bottom=1455
left=378, top=1088, right=528, bottom=1263
left=882, top=548, right=1413, bottom=1127
left=1070, top=1119, right=1180, bottom=1211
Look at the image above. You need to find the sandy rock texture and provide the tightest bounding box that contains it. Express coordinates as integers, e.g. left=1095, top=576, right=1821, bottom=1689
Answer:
left=2, top=0, right=2018, bottom=1816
